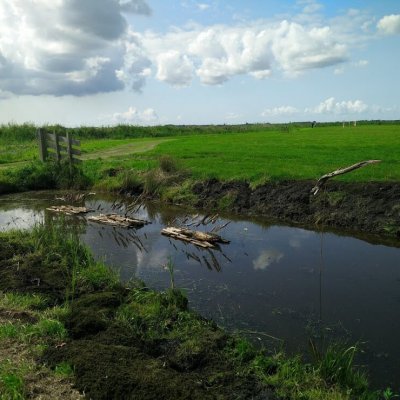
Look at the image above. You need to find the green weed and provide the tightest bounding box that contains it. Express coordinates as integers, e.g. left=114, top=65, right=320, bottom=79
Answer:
left=159, top=155, right=179, bottom=173
left=0, top=293, right=48, bottom=311
left=310, top=340, right=368, bottom=392
left=54, top=362, right=74, bottom=378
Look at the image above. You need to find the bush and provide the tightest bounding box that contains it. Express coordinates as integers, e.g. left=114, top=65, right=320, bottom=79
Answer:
left=159, top=155, right=178, bottom=174
left=1, top=161, right=90, bottom=192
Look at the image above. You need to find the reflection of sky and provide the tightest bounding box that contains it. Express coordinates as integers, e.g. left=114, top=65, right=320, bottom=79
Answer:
left=288, top=229, right=313, bottom=249
left=0, top=209, right=43, bottom=231
left=253, top=249, right=284, bottom=270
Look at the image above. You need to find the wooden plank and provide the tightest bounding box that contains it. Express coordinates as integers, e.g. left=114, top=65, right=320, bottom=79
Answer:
left=47, top=205, right=93, bottom=215
left=70, top=148, right=81, bottom=156
left=46, top=132, right=56, bottom=142
left=88, top=214, right=150, bottom=228
left=58, top=135, right=80, bottom=146
left=47, top=143, right=80, bottom=156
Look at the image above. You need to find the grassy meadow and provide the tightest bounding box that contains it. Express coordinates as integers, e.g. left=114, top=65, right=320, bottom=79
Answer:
left=1, top=122, right=399, bottom=198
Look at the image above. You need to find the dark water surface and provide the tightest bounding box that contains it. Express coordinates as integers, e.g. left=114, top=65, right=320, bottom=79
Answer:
left=1, top=191, right=399, bottom=389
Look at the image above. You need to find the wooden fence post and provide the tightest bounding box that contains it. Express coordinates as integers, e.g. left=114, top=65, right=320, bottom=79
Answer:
left=54, top=130, right=61, bottom=162
left=37, top=128, right=47, bottom=161
left=66, top=131, right=73, bottom=162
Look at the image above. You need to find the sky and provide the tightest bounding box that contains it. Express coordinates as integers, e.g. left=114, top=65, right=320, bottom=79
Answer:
left=0, top=0, right=399, bottom=126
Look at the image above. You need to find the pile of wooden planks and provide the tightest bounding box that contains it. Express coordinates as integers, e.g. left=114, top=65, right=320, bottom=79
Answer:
left=46, top=205, right=93, bottom=215
left=161, top=227, right=230, bottom=249
left=88, top=214, right=150, bottom=228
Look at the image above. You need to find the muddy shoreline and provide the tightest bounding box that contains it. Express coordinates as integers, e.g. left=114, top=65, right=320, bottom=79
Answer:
left=188, top=179, right=400, bottom=240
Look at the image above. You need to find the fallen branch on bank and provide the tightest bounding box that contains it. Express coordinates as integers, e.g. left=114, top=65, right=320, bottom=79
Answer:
left=46, top=205, right=93, bottom=215
left=88, top=214, right=150, bottom=228
left=161, top=227, right=230, bottom=249
left=311, top=160, right=381, bottom=195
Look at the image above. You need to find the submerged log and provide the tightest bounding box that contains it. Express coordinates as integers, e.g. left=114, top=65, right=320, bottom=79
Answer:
left=46, top=205, right=93, bottom=215
left=88, top=213, right=150, bottom=228
left=161, top=227, right=230, bottom=249
left=311, top=160, right=381, bottom=195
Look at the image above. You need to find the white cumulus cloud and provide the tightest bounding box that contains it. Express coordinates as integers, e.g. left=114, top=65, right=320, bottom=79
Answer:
left=309, top=97, right=368, bottom=114
left=262, top=106, right=299, bottom=117
left=377, top=14, right=400, bottom=35
left=112, top=107, right=158, bottom=124
left=137, top=19, right=348, bottom=87
left=155, top=51, right=194, bottom=87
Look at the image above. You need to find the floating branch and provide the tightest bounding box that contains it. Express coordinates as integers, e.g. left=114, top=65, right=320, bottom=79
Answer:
left=161, top=227, right=230, bottom=249
left=46, top=205, right=93, bottom=215
left=55, top=192, right=95, bottom=203
left=88, top=214, right=151, bottom=228
left=311, top=160, right=381, bottom=195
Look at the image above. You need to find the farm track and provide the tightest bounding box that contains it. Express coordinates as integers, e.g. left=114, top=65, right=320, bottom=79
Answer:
left=0, top=138, right=171, bottom=169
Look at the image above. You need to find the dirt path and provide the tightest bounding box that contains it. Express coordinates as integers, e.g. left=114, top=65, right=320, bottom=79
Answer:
left=81, top=138, right=171, bottom=160
left=0, top=139, right=171, bottom=169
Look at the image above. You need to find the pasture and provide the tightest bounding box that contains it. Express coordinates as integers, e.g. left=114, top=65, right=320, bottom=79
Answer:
left=1, top=123, right=399, bottom=183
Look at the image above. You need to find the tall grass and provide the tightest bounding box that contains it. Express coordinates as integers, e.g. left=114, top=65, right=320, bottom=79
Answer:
left=30, top=219, right=118, bottom=301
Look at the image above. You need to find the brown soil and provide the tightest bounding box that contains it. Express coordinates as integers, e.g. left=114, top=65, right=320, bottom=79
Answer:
left=192, top=179, right=400, bottom=240
left=42, top=290, right=275, bottom=400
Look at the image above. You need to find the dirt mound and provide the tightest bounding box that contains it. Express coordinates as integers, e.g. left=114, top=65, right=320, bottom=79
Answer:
left=44, top=339, right=272, bottom=400
left=193, top=179, right=400, bottom=239
left=42, top=289, right=275, bottom=400
left=0, top=237, right=68, bottom=304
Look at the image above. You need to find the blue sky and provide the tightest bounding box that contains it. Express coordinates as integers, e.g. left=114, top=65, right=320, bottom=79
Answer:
left=0, top=0, right=399, bottom=126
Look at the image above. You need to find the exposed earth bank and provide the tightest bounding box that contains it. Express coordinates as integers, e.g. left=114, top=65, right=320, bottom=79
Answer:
left=190, top=179, right=400, bottom=240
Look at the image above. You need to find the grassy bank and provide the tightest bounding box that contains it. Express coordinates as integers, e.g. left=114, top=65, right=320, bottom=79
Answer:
left=0, top=222, right=390, bottom=399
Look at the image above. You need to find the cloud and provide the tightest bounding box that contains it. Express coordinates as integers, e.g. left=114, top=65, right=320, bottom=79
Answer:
left=377, top=14, right=400, bottom=35
left=353, top=59, right=368, bottom=67
left=155, top=51, right=194, bottom=87
left=263, top=98, right=371, bottom=119
left=139, top=19, right=347, bottom=87
left=112, top=107, right=158, bottom=124
left=308, top=97, right=368, bottom=114
left=196, top=3, right=210, bottom=11
left=262, top=106, right=299, bottom=117
left=0, top=0, right=151, bottom=96
left=297, top=0, right=323, bottom=15
left=119, top=0, right=152, bottom=15
left=0, top=1, right=372, bottom=96
left=253, top=249, right=284, bottom=271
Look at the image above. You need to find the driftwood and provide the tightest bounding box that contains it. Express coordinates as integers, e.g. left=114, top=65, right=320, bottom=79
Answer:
left=311, top=160, right=381, bottom=195
left=161, top=227, right=230, bottom=249
left=46, top=205, right=93, bottom=215
left=88, top=213, right=150, bottom=228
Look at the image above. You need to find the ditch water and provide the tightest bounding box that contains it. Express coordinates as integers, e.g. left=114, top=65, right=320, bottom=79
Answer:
left=0, top=191, right=399, bottom=390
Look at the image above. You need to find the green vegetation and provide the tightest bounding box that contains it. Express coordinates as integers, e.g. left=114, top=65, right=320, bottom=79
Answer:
left=0, top=222, right=396, bottom=399
left=1, top=123, right=399, bottom=203
left=1, top=123, right=400, bottom=185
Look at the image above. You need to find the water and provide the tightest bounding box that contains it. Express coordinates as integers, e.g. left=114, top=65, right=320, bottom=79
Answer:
left=1, top=191, right=399, bottom=389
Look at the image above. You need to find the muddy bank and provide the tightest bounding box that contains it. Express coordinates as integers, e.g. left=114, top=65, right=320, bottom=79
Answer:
left=43, top=289, right=273, bottom=400
left=0, top=230, right=276, bottom=400
left=191, top=179, right=400, bottom=239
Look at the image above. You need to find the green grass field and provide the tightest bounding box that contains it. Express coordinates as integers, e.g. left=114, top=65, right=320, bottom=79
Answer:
left=148, top=125, right=400, bottom=182
left=1, top=124, right=399, bottom=183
